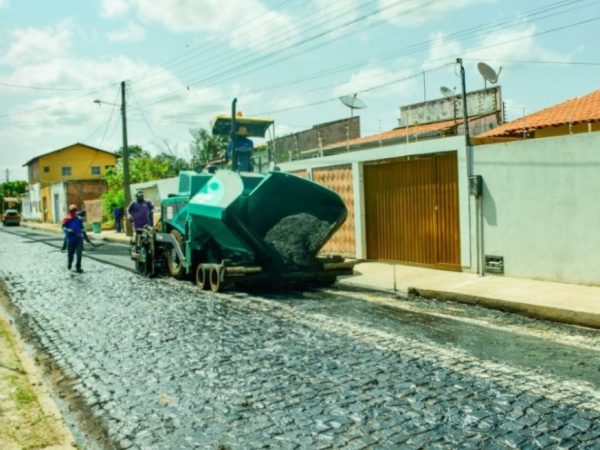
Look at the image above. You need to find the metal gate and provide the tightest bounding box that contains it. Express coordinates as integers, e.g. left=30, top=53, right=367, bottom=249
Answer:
left=312, top=165, right=355, bottom=257
left=364, top=152, right=460, bottom=269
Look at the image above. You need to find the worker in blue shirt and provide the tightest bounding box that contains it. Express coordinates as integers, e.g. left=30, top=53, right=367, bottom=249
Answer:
left=227, top=125, right=254, bottom=172
left=61, top=204, right=86, bottom=272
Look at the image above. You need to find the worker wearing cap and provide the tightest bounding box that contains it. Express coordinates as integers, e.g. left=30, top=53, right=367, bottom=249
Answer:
left=227, top=125, right=254, bottom=172
left=127, top=191, right=154, bottom=231
left=61, top=204, right=85, bottom=273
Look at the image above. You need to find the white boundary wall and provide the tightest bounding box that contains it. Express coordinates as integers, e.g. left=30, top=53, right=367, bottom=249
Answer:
left=22, top=182, right=42, bottom=221
left=473, top=132, right=600, bottom=286
left=50, top=182, right=67, bottom=224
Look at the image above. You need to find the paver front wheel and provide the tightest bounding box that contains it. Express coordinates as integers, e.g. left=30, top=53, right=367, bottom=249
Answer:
left=166, top=229, right=186, bottom=279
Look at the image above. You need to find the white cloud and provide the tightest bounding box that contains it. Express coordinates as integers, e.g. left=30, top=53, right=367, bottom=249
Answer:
left=99, top=0, right=130, bottom=18
left=333, top=66, right=418, bottom=99
left=422, top=32, right=463, bottom=70
left=0, top=50, right=232, bottom=162
left=270, top=95, right=310, bottom=113
left=312, top=0, right=361, bottom=37
left=422, top=24, right=571, bottom=74
left=1, top=20, right=74, bottom=66
left=107, top=22, right=146, bottom=42
left=97, top=0, right=299, bottom=52
left=378, top=0, right=492, bottom=27
left=465, top=24, right=570, bottom=64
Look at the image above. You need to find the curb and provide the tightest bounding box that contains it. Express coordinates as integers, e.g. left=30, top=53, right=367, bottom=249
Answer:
left=409, top=287, right=600, bottom=330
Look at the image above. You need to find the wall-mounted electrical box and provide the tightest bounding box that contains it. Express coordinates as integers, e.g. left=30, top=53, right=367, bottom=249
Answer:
left=469, top=175, right=482, bottom=197
left=484, top=255, right=504, bottom=274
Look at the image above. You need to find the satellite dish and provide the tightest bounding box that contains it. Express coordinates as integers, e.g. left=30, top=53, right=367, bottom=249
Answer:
left=339, top=94, right=367, bottom=117
left=477, top=62, right=502, bottom=87
left=440, top=86, right=454, bottom=98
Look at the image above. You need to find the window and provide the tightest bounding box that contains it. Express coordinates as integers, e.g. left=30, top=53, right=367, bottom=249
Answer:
left=91, top=166, right=101, bottom=175
left=61, top=167, right=72, bottom=176
left=43, top=166, right=50, bottom=173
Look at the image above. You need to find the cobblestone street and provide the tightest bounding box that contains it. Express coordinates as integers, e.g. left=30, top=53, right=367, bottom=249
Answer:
left=1, top=230, right=600, bottom=449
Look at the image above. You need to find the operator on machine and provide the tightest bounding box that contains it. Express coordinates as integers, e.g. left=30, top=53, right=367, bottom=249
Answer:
left=227, top=125, right=254, bottom=172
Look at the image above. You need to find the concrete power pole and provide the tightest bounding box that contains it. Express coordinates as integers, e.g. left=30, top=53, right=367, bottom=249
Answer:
left=121, top=81, right=132, bottom=237
left=457, top=58, right=472, bottom=178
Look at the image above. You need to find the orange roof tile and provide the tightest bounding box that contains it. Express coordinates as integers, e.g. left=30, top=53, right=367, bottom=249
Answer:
left=306, top=119, right=462, bottom=154
left=478, top=88, right=600, bottom=138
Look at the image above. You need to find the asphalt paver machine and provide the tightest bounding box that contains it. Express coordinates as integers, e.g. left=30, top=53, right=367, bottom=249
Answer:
left=131, top=100, right=354, bottom=291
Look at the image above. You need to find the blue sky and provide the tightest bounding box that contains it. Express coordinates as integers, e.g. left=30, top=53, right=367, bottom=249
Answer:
left=1, top=0, right=599, bottom=180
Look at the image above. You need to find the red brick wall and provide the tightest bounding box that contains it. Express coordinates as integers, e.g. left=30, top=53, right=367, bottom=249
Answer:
left=66, top=180, right=108, bottom=210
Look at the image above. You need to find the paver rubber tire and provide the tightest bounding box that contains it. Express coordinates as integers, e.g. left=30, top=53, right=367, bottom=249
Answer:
left=166, top=229, right=186, bottom=279
left=318, top=276, right=337, bottom=287
left=195, top=265, right=207, bottom=290
left=209, top=266, right=222, bottom=292
left=135, top=244, right=152, bottom=276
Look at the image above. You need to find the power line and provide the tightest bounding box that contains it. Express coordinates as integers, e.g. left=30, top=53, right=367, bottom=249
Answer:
left=152, top=9, right=598, bottom=119
left=132, top=0, right=298, bottom=89
left=0, top=80, right=119, bottom=92
left=0, top=83, right=120, bottom=120
left=243, top=13, right=600, bottom=115
left=462, top=58, right=600, bottom=66
left=244, top=0, right=594, bottom=98
left=129, top=85, right=163, bottom=150
left=133, top=0, right=370, bottom=95
left=137, top=0, right=406, bottom=107
left=137, top=0, right=593, bottom=110
left=254, top=63, right=452, bottom=116
left=81, top=116, right=114, bottom=144
left=98, top=85, right=122, bottom=148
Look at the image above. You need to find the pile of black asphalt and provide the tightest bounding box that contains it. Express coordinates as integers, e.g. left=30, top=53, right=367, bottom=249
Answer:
left=264, top=213, right=331, bottom=268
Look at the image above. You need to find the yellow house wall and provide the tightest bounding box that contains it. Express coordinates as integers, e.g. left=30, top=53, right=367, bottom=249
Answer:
left=38, top=145, right=116, bottom=184
left=535, top=122, right=600, bottom=138
left=40, top=185, right=52, bottom=223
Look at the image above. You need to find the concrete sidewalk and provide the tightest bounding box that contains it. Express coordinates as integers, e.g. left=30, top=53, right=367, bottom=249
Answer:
left=19, top=221, right=600, bottom=329
left=342, top=262, right=600, bottom=329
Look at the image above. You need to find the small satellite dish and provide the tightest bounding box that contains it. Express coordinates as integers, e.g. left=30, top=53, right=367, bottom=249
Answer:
left=440, top=86, right=454, bottom=98
left=339, top=94, right=367, bottom=117
left=477, top=62, right=502, bottom=87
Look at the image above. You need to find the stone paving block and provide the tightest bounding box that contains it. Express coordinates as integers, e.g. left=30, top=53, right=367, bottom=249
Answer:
left=3, top=234, right=600, bottom=450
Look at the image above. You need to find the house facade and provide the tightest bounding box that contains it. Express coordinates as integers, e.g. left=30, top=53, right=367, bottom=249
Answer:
left=277, top=87, right=600, bottom=286
left=22, top=143, right=117, bottom=223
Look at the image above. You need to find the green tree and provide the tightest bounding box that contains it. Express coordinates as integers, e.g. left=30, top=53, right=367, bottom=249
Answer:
left=0, top=180, right=28, bottom=212
left=189, top=128, right=227, bottom=169
left=0, top=180, right=28, bottom=198
left=155, top=152, right=191, bottom=177
left=101, top=146, right=170, bottom=224
left=115, top=144, right=147, bottom=159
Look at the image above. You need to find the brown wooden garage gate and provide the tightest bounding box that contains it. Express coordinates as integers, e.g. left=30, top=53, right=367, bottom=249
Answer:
left=364, top=151, right=460, bottom=270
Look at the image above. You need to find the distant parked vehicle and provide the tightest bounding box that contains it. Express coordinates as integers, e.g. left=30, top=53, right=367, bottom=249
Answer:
left=2, top=209, right=21, bottom=226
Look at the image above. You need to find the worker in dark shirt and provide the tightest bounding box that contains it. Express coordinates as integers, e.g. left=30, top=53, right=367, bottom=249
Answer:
left=128, top=191, right=154, bottom=231
left=112, top=204, right=123, bottom=233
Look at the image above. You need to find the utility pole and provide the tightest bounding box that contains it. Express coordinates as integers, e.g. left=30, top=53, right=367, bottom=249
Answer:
left=457, top=58, right=472, bottom=177
left=5, top=168, right=9, bottom=183
left=121, top=81, right=132, bottom=237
